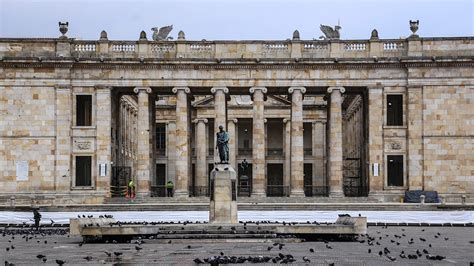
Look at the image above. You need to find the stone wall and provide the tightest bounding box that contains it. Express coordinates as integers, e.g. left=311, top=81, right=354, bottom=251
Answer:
left=422, top=85, right=474, bottom=196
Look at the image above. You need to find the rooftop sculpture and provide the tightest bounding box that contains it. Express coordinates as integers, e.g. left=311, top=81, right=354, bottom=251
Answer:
left=151, top=25, right=174, bottom=41
left=319, top=24, right=341, bottom=40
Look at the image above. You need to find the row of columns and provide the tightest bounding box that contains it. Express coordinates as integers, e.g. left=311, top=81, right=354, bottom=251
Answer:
left=133, top=86, right=346, bottom=197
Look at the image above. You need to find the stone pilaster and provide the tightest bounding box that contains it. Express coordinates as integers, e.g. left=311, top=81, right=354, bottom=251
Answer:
left=313, top=121, right=326, bottom=187
left=55, top=86, right=72, bottom=192
left=283, top=118, right=291, bottom=190
left=96, top=86, right=112, bottom=195
left=327, top=87, right=345, bottom=197
left=211, top=87, right=229, bottom=163
left=166, top=121, right=176, bottom=184
left=227, top=119, right=238, bottom=170
left=407, top=87, right=423, bottom=190
left=194, top=118, right=208, bottom=193
left=250, top=87, right=267, bottom=196
left=368, top=87, right=384, bottom=194
left=173, top=87, right=191, bottom=197
left=134, top=86, right=152, bottom=197
left=289, top=87, right=306, bottom=197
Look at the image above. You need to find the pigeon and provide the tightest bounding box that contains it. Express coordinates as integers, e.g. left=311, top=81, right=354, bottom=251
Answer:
left=55, top=259, right=65, bottom=265
left=387, top=255, right=396, bottom=261
left=303, top=256, right=311, bottom=262
left=309, top=248, right=314, bottom=253
left=104, top=251, right=111, bottom=257
left=325, top=244, right=332, bottom=249
left=37, top=255, right=46, bottom=259
left=379, top=251, right=383, bottom=256
left=135, top=246, right=143, bottom=251
left=42, top=258, right=47, bottom=263
left=368, top=249, right=371, bottom=253
left=267, top=246, right=273, bottom=251
left=114, top=252, right=122, bottom=257
left=193, top=258, right=204, bottom=264
left=83, top=256, right=93, bottom=261
left=426, top=254, right=446, bottom=260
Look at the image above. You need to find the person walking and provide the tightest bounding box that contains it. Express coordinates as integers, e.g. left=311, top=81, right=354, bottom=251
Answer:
left=128, top=179, right=136, bottom=198
left=166, top=180, right=174, bottom=197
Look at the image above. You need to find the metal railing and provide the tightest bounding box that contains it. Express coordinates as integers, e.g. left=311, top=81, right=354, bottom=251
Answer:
left=266, top=185, right=290, bottom=197
left=189, top=186, right=209, bottom=197
left=304, top=185, right=329, bottom=197
left=151, top=186, right=167, bottom=197
left=267, top=148, right=283, bottom=156
left=238, top=148, right=252, bottom=156
left=238, top=185, right=252, bottom=197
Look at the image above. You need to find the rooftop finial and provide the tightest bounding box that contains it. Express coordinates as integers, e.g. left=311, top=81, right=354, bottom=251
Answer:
left=58, top=22, right=68, bottom=39
left=409, top=20, right=420, bottom=38
left=139, top=30, right=147, bottom=41
left=178, top=30, right=185, bottom=40
left=292, top=30, right=300, bottom=40
left=100, top=30, right=108, bottom=41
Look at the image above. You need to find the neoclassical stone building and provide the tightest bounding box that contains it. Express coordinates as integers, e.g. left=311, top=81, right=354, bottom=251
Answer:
left=0, top=24, right=473, bottom=204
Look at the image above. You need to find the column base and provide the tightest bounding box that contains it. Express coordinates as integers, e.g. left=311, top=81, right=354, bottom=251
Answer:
left=329, top=191, right=344, bottom=198
left=290, top=190, right=305, bottom=197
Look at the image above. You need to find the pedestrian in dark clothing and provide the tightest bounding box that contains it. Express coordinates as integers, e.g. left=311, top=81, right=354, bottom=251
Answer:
left=166, top=181, right=174, bottom=197
left=33, top=208, right=41, bottom=230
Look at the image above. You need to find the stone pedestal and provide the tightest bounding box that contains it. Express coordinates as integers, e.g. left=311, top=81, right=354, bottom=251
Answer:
left=209, top=164, right=238, bottom=224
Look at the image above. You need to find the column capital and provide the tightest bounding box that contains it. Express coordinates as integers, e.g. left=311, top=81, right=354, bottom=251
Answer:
left=288, top=87, right=306, bottom=94
left=249, top=87, right=267, bottom=94
left=229, top=118, right=238, bottom=124
left=263, top=118, right=268, bottom=124
left=172, top=86, right=190, bottom=94
left=211, top=86, right=229, bottom=94
left=134, top=86, right=152, bottom=94
left=193, top=118, right=208, bottom=124
left=283, top=118, right=291, bottom=124
left=327, top=86, right=345, bottom=94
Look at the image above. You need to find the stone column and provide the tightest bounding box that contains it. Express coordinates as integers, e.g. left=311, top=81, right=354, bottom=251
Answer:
left=55, top=86, right=72, bottom=192
left=283, top=118, right=291, bottom=191
left=227, top=119, right=238, bottom=170
left=250, top=87, right=267, bottom=196
left=96, top=86, right=112, bottom=195
left=327, top=87, right=345, bottom=197
left=211, top=87, right=229, bottom=163
left=289, top=87, right=306, bottom=197
left=173, top=87, right=191, bottom=197
left=407, top=87, right=423, bottom=190
left=134, top=87, right=152, bottom=197
left=313, top=121, right=326, bottom=187
left=368, top=87, right=384, bottom=195
left=194, top=118, right=208, bottom=193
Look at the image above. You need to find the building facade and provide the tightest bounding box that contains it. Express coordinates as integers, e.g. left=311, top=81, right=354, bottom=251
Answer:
left=0, top=26, right=473, bottom=204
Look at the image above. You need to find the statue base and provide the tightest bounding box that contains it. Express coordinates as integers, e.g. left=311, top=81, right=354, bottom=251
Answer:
left=209, top=164, right=238, bottom=224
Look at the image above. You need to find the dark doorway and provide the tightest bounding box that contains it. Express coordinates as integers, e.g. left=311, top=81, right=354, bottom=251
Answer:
left=152, top=164, right=166, bottom=197
left=387, top=155, right=404, bottom=186
left=238, top=162, right=252, bottom=196
left=267, top=163, right=285, bottom=196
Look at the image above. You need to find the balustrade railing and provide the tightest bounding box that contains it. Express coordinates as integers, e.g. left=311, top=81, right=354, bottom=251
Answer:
left=74, top=43, right=97, bottom=52
left=383, top=41, right=406, bottom=50
left=111, top=42, right=136, bottom=53
left=344, top=42, right=367, bottom=51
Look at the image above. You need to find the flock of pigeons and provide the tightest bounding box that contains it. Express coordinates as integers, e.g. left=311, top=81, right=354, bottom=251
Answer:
left=1, top=214, right=470, bottom=265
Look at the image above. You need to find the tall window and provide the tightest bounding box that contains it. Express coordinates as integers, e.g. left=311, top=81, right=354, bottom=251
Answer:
left=387, top=95, right=403, bottom=126
left=156, top=123, right=166, bottom=155
left=76, top=95, right=92, bottom=126
left=76, top=156, right=92, bottom=186
left=387, top=155, right=403, bottom=186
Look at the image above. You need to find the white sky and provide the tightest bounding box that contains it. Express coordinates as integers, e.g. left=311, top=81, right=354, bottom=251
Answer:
left=0, top=0, right=473, bottom=40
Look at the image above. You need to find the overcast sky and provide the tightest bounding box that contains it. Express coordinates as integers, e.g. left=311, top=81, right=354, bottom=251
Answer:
left=1, top=0, right=473, bottom=40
